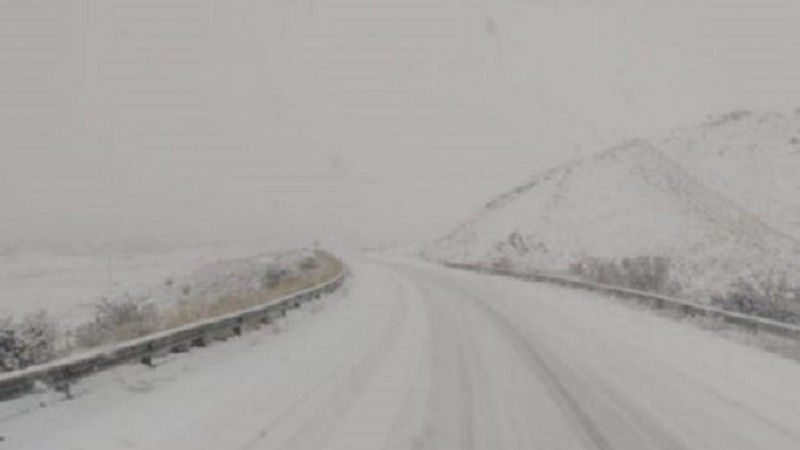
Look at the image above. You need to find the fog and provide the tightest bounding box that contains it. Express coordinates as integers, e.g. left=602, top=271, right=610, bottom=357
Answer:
left=2, top=0, right=800, bottom=250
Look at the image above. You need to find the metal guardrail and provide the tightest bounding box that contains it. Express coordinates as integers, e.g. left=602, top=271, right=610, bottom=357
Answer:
left=0, top=270, right=345, bottom=402
left=444, top=262, right=800, bottom=340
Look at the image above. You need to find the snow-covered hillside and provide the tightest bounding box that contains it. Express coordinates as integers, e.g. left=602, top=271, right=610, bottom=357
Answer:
left=660, top=110, right=800, bottom=240
left=425, top=115, right=800, bottom=299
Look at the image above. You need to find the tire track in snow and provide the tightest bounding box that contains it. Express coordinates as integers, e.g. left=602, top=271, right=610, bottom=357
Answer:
left=460, top=288, right=691, bottom=450
left=378, top=282, right=433, bottom=450
left=412, top=281, right=478, bottom=450
left=415, top=268, right=694, bottom=450
left=459, top=292, right=612, bottom=449
left=389, top=263, right=612, bottom=449
left=381, top=269, right=507, bottom=450
left=378, top=340, right=430, bottom=450
left=237, top=277, right=410, bottom=450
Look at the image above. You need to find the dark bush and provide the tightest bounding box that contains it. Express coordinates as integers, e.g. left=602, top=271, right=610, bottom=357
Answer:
left=570, top=255, right=674, bottom=294
left=712, top=275, right=800, bottom=324
left=0, top=311, right=58, bottom=372
left=261, top=267, right=288, bottom=290
left=0, top=317, right=17, bottom=372
left=492, top=256, right=513, bottom=272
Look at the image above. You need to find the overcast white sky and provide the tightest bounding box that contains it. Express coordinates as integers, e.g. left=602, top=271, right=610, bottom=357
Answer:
left=2, top=0, right=800, bottom=250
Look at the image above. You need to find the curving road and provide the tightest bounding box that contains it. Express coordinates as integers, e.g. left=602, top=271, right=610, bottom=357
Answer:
left=3, top=256, right=800, bottom=449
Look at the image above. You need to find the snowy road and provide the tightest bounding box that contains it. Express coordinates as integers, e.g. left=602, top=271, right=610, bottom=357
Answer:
left=3, top=256, right=800, bottom=449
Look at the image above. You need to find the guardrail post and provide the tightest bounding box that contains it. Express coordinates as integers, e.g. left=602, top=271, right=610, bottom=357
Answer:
left=171, top=342, right=190, bottom=353
left=141, top=343, right=155, bottom=367
left=192, top=335, right=208, bottom=347
left=55, top=368, right=73, bottom=400
left=233, top=318, right=243, bottom=336
left=652, top=298, right=664, bottom=309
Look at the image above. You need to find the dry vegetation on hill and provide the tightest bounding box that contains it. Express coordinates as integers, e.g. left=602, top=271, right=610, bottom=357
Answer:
left=0, top=250, right=343, bottom=372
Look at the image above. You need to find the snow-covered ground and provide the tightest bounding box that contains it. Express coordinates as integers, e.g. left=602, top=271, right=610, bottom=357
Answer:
left=660, top=110, right=800, bottom=241
left=424, top=112, right=800, bottom=300
left=0, top=243, right=295, bottom=326
left=3, top=255, right=800, bottom=449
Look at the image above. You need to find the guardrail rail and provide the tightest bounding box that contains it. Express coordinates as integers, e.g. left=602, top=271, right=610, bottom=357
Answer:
left=0, top=269, right=345, bottom=402
left=444, top=262, right=800, bottom=340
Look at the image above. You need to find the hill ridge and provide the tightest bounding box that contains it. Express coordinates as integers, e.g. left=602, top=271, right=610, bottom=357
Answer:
left=425, top=135, right=800, bottom=298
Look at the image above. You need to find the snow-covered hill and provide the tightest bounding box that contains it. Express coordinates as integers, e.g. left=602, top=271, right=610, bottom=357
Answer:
left=425, top=115, right=800, bottom=299
left=660, top=110, right=800, bottom=240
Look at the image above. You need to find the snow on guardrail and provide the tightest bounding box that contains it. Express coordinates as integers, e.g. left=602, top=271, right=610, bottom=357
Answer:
left=0, top=268, right=345, bottom=402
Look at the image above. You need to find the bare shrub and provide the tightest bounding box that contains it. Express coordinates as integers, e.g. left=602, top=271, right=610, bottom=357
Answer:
left=492, top=256, right=513, bottom=272
left=704, top=110, right=752, bottom=128
left=299, top=256, right=318, bottom=271
left=712, top=274, right=800, bottom=324
left=570, top=256, right=675, bottom=294
left=0, top=316, right=17, bottom=372
left=15, top=311, right=57, bottom=368
left=75, top=296, right=158, bottom=348
left=166, top=251, right=341, bottom=331
left=261, top=267, right=288, bottom=290
left=0, top=311, right=58, bottom=371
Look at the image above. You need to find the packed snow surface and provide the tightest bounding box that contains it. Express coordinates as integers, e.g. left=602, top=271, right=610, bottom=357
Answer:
left=3, top=255, right=800, bottom=449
